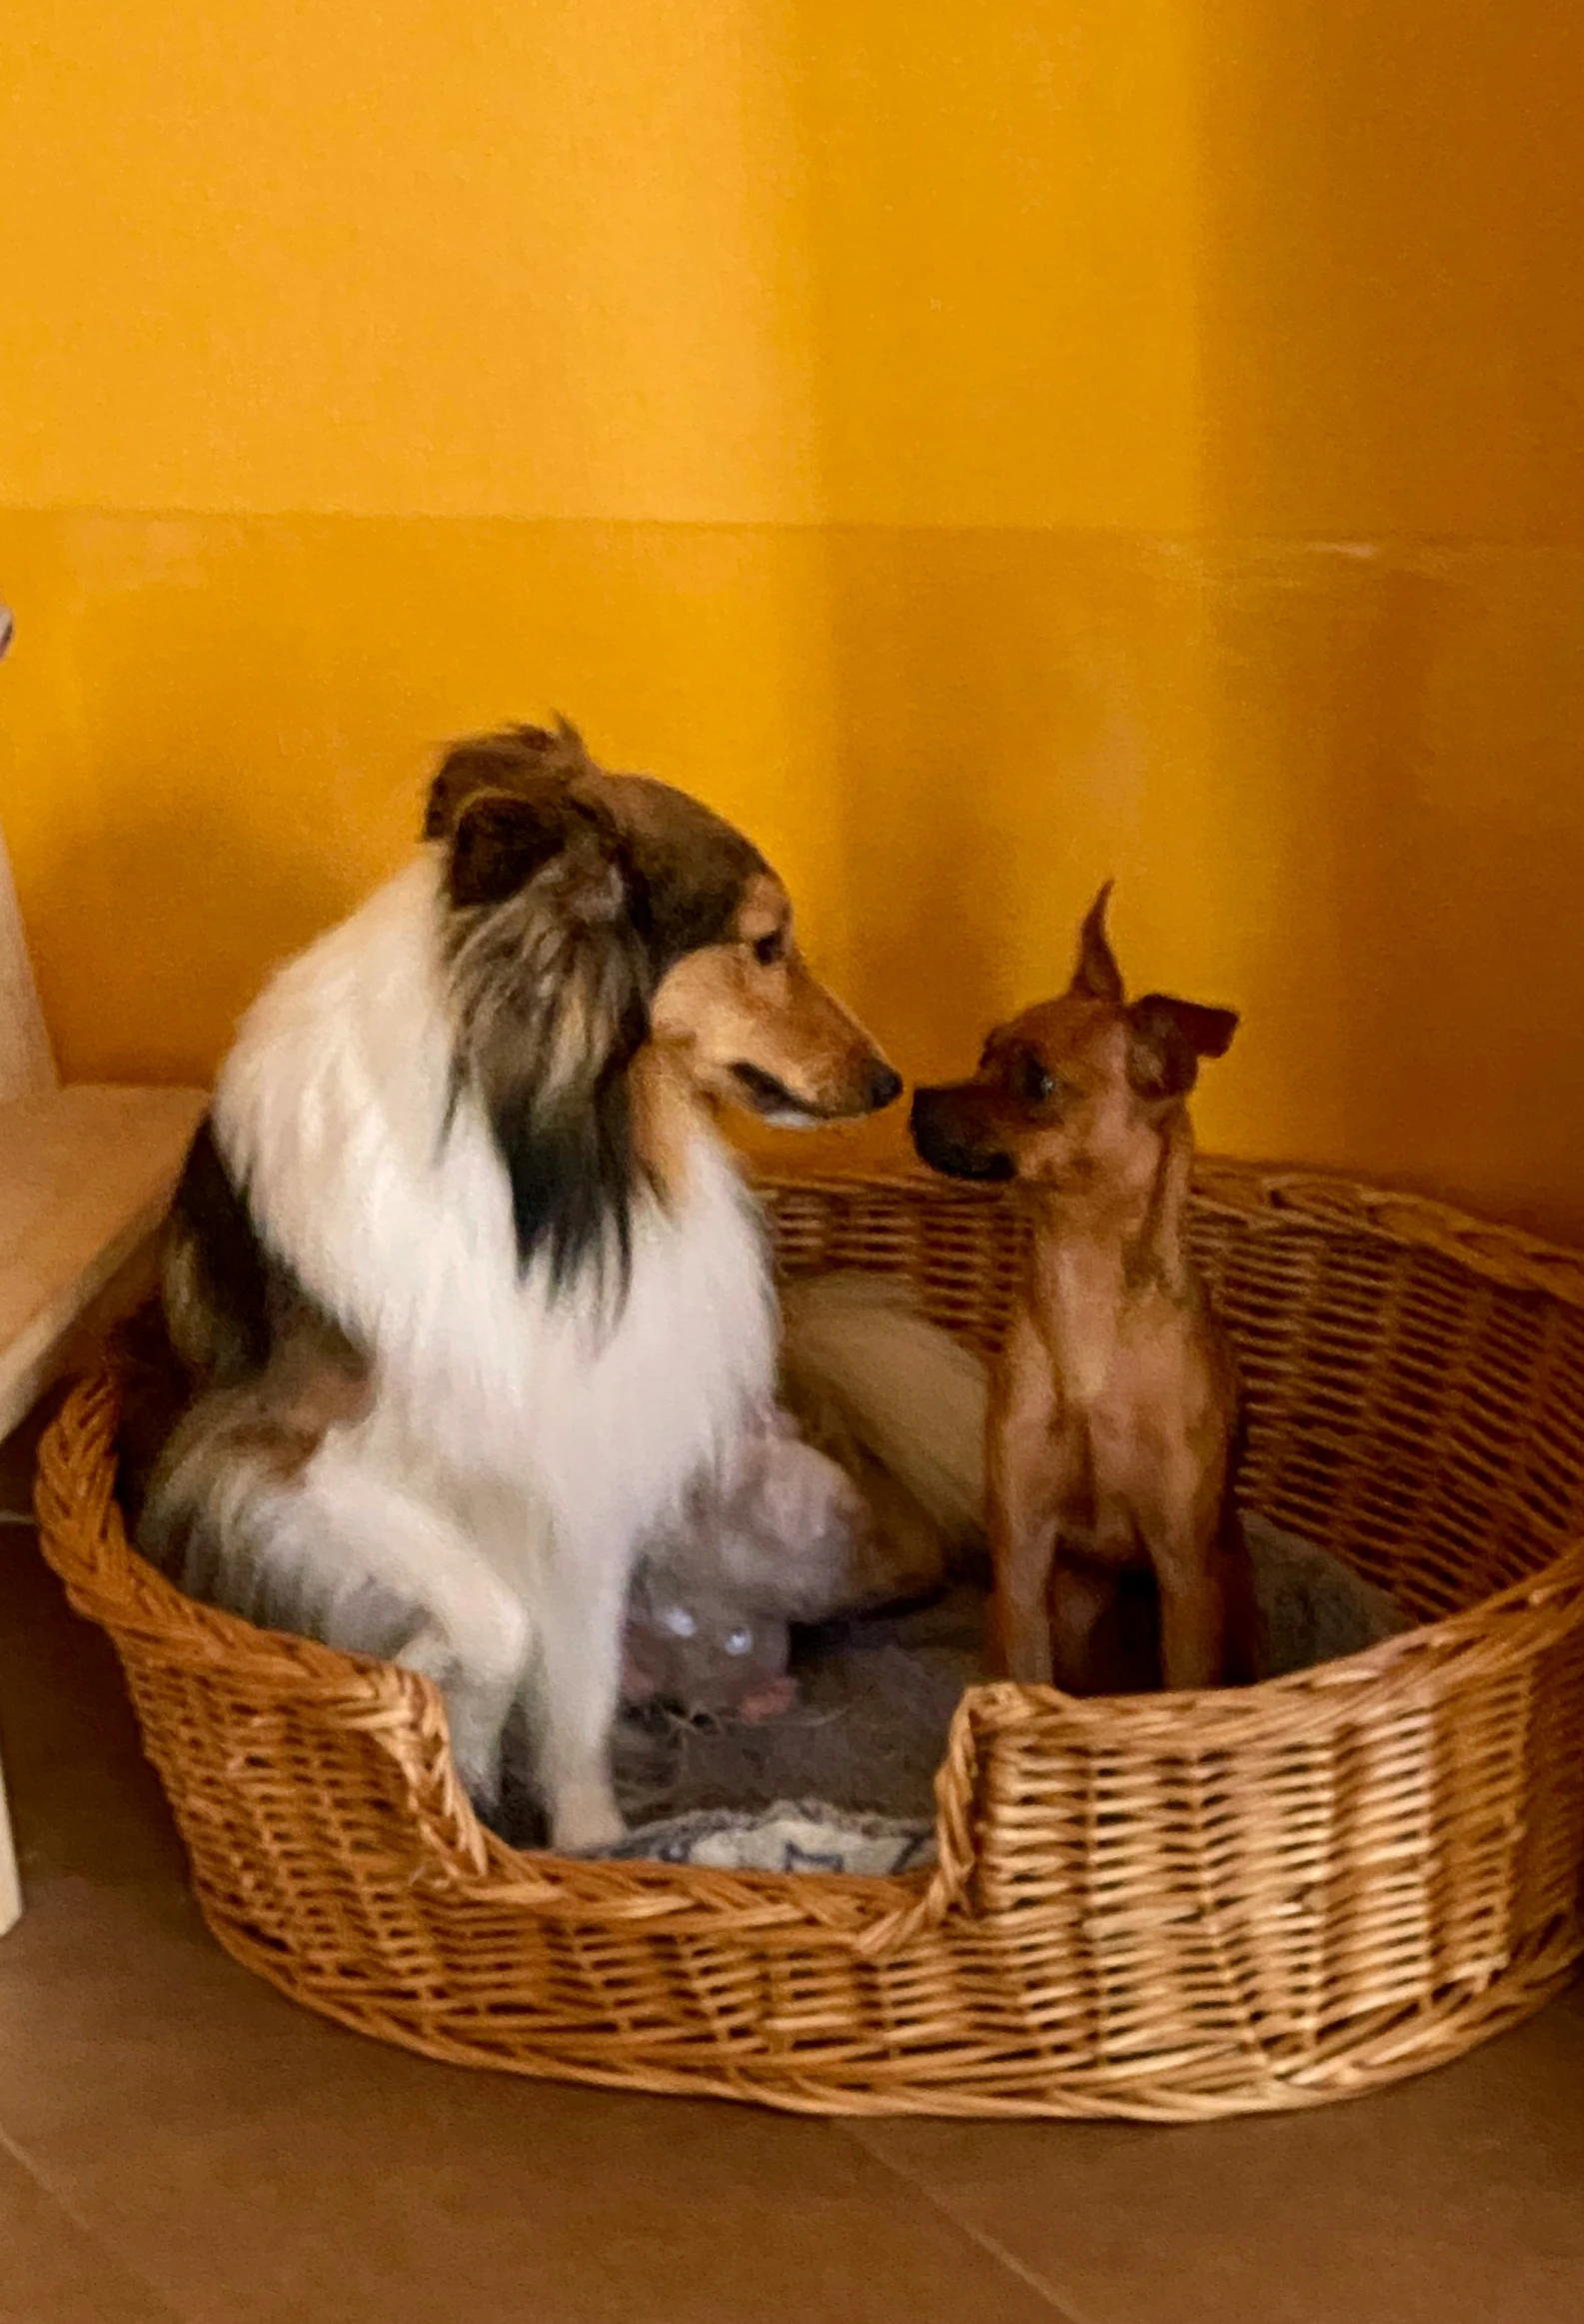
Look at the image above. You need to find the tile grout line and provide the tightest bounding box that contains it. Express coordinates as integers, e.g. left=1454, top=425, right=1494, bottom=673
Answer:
left=0, top=2117, right=189, bottom=2324
left=834, top=2120, right=1109, bottom=2324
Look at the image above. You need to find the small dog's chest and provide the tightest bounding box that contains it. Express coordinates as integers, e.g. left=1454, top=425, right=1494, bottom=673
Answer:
left=1044, top=1403, right=1157, bottom=1570
left=1009, top=1302, right=1223, bottom=1567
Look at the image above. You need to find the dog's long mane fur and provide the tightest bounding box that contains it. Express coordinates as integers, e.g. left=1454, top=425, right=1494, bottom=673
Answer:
left=430, top=721, right=764, bottom=1296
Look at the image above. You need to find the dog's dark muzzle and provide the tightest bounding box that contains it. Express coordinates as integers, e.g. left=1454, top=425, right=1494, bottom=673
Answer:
left=908, top=1086, right=1014, bottom=1181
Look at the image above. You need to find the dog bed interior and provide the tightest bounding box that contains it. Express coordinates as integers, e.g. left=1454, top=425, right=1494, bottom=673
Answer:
left=490, top=1512, right=1403, bottom=1864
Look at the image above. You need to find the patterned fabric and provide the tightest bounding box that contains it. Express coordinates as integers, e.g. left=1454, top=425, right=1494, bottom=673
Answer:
left=596, top=1799, right=936, bottom=1876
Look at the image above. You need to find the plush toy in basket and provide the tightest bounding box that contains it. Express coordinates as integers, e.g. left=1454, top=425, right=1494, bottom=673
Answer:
left=624, top=1272, right=989, bottom=1724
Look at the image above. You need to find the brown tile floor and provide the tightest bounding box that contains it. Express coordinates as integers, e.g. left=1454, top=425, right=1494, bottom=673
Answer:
left=2, top=1494, right=1583, bottom=2324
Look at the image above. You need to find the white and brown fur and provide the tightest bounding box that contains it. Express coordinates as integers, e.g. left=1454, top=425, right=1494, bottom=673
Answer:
left=909, top=887, right=1257, bottom=1696
left=134, top=722, right=904, bottom=1850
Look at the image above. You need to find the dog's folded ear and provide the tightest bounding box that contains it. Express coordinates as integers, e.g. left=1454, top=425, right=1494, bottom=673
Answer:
left=442, top=786, right=655, bottom=1292
left=1126, top=995, right=1239, bottom=1100
left=423, top=720, right=594, bottom=845
left=1070, top=882, right=1125, bottom=1004
left=446, top=783, right=655, bottom=932
left=447, top=788, right=582, bottom=909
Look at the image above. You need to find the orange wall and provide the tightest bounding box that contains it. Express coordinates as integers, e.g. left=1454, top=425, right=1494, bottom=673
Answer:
left=3, top=3, right=1583, bottom=1235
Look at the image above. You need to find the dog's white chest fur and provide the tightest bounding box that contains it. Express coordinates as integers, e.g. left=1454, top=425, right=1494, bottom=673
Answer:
left=216, top=858, right=775, bottom=1531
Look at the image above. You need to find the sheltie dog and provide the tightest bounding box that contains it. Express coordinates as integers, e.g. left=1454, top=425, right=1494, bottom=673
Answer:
left=137, top=721, right=905, bottom=1849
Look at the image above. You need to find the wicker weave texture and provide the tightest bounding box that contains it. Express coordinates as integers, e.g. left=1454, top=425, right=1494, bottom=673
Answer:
left=33, top=1162, right=1584, bottom=2119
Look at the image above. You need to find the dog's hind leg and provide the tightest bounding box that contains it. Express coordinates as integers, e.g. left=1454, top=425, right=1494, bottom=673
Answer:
left=152, top=1417, right=532, bottom=1815
left=297, top=1438, right=535, bottom=1814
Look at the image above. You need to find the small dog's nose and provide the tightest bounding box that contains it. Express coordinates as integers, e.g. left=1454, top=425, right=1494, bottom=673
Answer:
left=864, top=1061, right=904, bottom=1113
left=908, top=1086, right=949, bottom=1160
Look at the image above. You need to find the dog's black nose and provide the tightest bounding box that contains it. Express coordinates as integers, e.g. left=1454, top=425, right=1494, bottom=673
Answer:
left=908, top=1085, right=1014, bottom=1181
left=864, top=1061, right=904, bottom=1113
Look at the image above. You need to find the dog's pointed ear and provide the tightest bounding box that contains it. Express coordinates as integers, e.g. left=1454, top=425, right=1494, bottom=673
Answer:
left=1070, top=882, right=1124, bottom=1004
left=1126, top=994, right=1239, bottom=1101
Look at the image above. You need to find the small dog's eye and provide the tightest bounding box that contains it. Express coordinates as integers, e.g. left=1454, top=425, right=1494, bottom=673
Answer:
left=660, top=1605, right=698, bottom=1638
left=753, top=928, right=787, bottom=968
left=723, top=1624, right=754, bottom=1656
left=1016, top=1054, right=1055, bottom=1105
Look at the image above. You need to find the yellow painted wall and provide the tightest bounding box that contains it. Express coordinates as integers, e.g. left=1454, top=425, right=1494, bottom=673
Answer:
left=3, top=4, right=1583, bottom=1235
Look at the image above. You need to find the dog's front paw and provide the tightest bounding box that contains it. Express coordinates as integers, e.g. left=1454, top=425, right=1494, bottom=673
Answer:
left=550, top=1786, right=626, bottom=1854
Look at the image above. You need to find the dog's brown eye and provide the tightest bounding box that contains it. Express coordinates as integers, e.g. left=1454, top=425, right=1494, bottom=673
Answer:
left=753, top=927, right=787, bottom=967
left=1016, top=1054, right=1054, bottom=1105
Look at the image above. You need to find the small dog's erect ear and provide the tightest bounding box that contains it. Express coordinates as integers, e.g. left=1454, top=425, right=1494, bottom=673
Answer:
left=1126, top=994, right=1239, bottom=1102
left=1070, top=882, right=1125, bottom=1005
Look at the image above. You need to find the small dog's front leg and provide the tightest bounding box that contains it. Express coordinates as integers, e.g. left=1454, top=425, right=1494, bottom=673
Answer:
left=1152, top=1544, right=1226, bottom=1691
left=987, top=1343, right=1072, bottom=1685
left=989, top=1548, right=1058, bottom=1684
left=1140, top=1436, right=1239, bottom=1690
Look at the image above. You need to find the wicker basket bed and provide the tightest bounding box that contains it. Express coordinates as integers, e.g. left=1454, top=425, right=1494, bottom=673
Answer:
left=33, top=1162, right=1584, bottom=2121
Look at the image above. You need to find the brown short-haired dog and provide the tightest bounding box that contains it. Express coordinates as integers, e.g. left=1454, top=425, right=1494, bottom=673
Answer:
left=909, top=887, right=1256, bottom=1694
